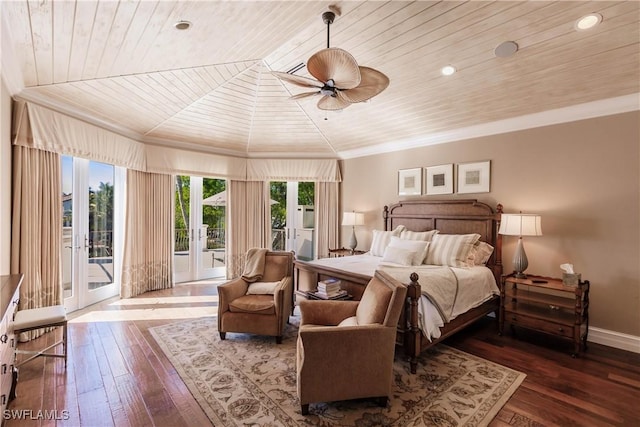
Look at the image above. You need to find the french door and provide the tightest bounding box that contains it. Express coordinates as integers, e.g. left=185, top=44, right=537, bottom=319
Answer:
left=174, top=176, right=226, bottom=282
left=62, top=156, right=122, bottom=312
left=270, top=182, right=315, bottom=260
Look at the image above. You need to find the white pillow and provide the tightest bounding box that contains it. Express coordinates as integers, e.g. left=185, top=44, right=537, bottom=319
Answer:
left=246, top=281, right=280, bottom=295
left=425, top=233, right=481, bottom=267
left=388, top=236, right=430, bottom=265
left=400, top=229, right=439, bottom=242
left=382, top=246, right=416, bottom=266
left=369, top=225, right=406, bottom=256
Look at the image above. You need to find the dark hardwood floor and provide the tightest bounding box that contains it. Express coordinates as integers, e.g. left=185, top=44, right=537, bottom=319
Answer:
left=5, top=281, right=639, bottom=426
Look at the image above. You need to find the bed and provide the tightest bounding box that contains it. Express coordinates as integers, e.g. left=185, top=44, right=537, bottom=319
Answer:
left=294, top=199, right=503, bottom=373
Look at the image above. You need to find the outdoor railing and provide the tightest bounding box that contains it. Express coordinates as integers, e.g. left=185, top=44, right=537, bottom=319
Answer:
left=175, top=228, right=286, bottom=252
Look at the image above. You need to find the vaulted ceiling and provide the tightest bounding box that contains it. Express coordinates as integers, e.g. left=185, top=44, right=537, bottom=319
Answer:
left=2, top=1, right=638, bottom=159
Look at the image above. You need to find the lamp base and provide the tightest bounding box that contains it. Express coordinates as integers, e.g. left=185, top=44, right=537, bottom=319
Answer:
left=512, top=237, right=529, bottom=280
left=348, top=227, right=358, bottom=251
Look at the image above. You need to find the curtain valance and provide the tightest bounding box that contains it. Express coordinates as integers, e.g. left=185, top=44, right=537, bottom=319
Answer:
left=12, top=100, right=147, bottom=170
left=12, top=100, right=342, bottom=182
left=247, top=158, right=341, bottom=182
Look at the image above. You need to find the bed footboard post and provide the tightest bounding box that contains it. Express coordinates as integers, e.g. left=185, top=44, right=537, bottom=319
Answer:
left=406, top=272, right=421, bottom=374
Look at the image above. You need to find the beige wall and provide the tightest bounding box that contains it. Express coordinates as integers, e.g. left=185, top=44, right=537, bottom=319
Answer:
left=341, top=111, right=640, bottom=337
left=0, top=78, right=11, bottom=275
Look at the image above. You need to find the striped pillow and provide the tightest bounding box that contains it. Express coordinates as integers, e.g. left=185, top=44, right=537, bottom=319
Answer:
left=370, top=225, right=406, bottom=256
left=400, top=229, right=439, bottom=241
left=425, top=233, right=481, bottom=267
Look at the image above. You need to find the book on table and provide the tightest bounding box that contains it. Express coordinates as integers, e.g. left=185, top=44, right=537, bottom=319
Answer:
left=314, top=278, right=345, bottom=299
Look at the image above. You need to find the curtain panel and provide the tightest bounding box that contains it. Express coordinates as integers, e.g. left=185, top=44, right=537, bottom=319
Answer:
left=121, top=170, right=174, bottom=298
left=227, top=180, right=270, bottom=278
left=11, top=145, right=62, bottom=340
left=314, top=182, right=340, bottom=259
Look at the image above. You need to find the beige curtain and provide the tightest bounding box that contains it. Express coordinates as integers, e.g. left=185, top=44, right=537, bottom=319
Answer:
left=314, top=181, right=340, bottom=258
left=227, top=180, right=270, bottom=278
left=121, top=170, right=173, bottom=298
left=11, top=146, right=62, bottom=339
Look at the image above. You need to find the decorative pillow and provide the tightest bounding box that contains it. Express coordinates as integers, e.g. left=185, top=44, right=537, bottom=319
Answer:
left=425, top=233, right=481, bottom=267
left=388, top=236, right=430, bottom=265
left=382, top=245, right=416, bottom=266
left=337, top=316, right=358, bottom=327
left=470, top=241, right=494, bottom=265
left=400, top=229, right=439, bottom=242
left=246, top=281, right=280, bottom=295
left=369, top=225, right=406, bottom=256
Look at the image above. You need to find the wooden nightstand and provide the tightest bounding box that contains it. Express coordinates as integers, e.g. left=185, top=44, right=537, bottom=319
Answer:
left=328, top=247, right=366, bottom=257
left=499, top=273, right=590, bottom=357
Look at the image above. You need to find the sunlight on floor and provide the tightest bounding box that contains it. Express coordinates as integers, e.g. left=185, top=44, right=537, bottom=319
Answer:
left=69, top=307, right=217, bottom=323
left=109, top=295, right=219, bottom=305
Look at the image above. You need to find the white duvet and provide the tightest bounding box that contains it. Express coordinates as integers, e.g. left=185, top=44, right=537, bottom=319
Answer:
left=306, top=254, right=499, bottom=341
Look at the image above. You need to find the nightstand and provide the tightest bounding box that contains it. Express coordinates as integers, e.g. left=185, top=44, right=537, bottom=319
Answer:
left=499, top=274, right=590, bottom=357
left=328, top=248, right=366, bottom=257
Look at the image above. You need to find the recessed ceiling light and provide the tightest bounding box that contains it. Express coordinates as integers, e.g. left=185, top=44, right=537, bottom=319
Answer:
left=174, top=20, right=192, bottom=30
left=494, top=41, right=519, bottom=58
left=441, top=65, right=456, bottom=76
left=575, top=13, right=602, bottom=31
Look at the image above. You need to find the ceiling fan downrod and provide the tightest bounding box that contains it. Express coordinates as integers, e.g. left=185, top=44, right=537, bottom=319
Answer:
left=322, top=11, right=335, bottom=49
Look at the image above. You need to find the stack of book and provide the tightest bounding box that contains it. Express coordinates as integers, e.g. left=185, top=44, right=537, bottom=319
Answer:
left=314, top=278, right=348, bottom=299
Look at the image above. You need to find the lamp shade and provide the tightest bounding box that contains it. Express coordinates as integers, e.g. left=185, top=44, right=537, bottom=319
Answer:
left=499, top=214, right=542, bottom=237
left=342, top=212, right=364, bottom=226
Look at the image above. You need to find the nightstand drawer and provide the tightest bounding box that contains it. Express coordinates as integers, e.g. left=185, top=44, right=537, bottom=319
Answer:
left=507, top=311, right=574, bottom=339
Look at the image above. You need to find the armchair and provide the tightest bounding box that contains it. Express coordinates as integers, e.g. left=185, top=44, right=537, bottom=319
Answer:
left=296, top=270, right=408, bottom=415
left=217, top=250, right=294, bottom=344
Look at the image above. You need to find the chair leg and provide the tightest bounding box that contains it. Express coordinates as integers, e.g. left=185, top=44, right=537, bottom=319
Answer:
left=276, top=335, right=282, bottom=344
left=376, top=396, right=388, bottom=407
left=63, top=322, right=68, bottom=368
left=219, top=332, right=226, bottom=340
left=301, top=404, right=309, bottom=415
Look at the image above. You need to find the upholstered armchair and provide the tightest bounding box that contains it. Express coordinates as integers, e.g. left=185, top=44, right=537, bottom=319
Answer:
left=217, top=250, right=294, bottom=344
left=296, top=270, right=408, bottom=415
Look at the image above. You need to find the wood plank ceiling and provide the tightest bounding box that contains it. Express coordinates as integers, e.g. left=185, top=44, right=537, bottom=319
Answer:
left=2, top=1, right=638, bottom=159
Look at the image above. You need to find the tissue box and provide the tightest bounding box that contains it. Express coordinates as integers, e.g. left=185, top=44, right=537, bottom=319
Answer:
left=562, top=273, right=581, bottom=286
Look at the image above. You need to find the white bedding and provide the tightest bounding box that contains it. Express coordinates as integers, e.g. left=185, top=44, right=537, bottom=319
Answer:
left=305, top=254, right=499, bottom=341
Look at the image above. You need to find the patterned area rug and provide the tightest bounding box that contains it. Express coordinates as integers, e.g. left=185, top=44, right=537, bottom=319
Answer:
left=149, top=316, right=525, bottom=427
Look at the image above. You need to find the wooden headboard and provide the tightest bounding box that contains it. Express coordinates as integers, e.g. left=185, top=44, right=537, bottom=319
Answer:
left=383, top=199, right=503, bottom=281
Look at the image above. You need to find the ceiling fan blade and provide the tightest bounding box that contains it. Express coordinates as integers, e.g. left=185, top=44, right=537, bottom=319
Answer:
left=271, top=71, right=322, bottom=89
left=307, top=48, right=361, bottom=90
left=290, top=91, right=319, bottom=100
left=317, top=92, right=352, bottom=111
left=339, top=66, right=390, bottom=104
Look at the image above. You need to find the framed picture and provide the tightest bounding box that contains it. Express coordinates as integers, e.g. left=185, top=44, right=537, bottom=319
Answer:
left=398, top=167, right=422, bottom=196
left=425, top=164, right=453, bottom=195
left=457, top=160, right=491, bottom=194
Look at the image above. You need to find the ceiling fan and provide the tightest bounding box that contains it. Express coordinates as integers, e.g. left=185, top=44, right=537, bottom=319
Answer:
left=272, top=11, right=389, bottom=111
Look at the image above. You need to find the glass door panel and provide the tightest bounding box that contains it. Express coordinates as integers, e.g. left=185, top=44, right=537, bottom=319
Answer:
left=174, top=176, right=226, bottom=282
left=270, top=182, right=315, bottom=259
left=62, top=157, right=119, bottom=312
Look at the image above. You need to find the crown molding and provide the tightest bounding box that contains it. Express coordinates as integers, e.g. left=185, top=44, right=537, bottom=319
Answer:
left=339, top=93, right=640, bottom=160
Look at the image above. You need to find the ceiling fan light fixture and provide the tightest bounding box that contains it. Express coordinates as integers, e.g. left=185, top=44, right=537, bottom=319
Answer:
left=272, top=10, right=389, bottom=111
left=441, top=65, right=456, bottom=76
left=575, top=13, right=602, bottom=31
left=174, top=20, right=192, bottom=30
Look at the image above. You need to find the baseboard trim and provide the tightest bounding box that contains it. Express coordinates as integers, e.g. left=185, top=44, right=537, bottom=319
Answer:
left=588, top=327, right=640, bottom=354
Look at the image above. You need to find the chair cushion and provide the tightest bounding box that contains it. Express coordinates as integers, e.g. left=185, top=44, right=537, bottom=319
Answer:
left=228, top=295, right=275, bottom=315
left=337, top=316, right=358, bottom=327
left=356, top=277, right=393, bottom=325
left=246, top=281, right=280, bottom=295
left=14, top=305, right=67, bottom=331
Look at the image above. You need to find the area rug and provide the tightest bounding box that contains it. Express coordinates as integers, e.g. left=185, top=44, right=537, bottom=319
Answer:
left=149, top=317, right=525, bottom=426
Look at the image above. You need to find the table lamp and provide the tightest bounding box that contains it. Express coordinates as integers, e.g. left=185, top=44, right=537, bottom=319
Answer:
left=498, top=213, right=543, bottom=279
left=342, top=211, right=364, bottom=252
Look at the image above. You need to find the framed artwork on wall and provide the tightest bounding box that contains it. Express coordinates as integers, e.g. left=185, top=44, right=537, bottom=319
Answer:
left=425, top=164, right=453, bottom=195
left=398, top=168, right=422, bottom=196
left=457, top=160, right=491, bottom=193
